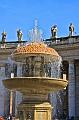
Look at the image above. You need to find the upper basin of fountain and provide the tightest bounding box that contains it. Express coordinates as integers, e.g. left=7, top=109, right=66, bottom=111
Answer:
left=12, top=42, right=60, bottom=61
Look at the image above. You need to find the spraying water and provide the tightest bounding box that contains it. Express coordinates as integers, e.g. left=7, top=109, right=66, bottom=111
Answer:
left=50, top=56, right=65, bottom=119
left=28, top=19, right=43, bottom=42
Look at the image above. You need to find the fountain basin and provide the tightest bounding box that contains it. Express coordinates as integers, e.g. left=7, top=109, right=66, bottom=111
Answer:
left=3, top=77, right=68, bottom=94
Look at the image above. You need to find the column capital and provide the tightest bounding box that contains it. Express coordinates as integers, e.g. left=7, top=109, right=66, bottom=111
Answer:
left=68, top=59, right=74, bottom=64
left=17, top=62, right=21, bottom=66
left=0, top=62, right=6, bottom=67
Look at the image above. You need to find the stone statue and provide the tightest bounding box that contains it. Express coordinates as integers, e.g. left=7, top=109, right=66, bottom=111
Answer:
left=69, top=23, right=74, bottom=36
left=17, top=29, right=23, bottom=41
left=1, top=31, right=7, bottom=43
left=51, top=25, right=57, bottom=38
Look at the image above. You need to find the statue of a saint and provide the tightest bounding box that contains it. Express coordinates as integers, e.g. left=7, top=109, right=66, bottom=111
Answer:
left=17, top=29, right=23, bottom=41
left=51, top=25, right=57, bottom=38
left=69, top=23, right=74, bottom=36
left=1, top=31, right=7, bottom=43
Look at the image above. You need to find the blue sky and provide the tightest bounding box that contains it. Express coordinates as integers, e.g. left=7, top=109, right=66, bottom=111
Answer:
left=0, top=0, right=79, bottom=41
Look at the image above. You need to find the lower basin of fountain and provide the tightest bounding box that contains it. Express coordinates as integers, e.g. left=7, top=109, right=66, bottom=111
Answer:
left=3, top=77, right=68, bottom=94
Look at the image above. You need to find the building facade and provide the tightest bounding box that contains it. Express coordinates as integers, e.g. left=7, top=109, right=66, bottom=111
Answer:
left=0, top=35, right=79, bottom=119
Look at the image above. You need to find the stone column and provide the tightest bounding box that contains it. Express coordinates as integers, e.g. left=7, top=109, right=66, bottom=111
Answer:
left=15, top=63, right=23, bottom=115
left=0, top=64, right=6, bottom=116
left=68, top=60, right=75, bottom=118
left=17, top=62, right=22, bottom=77
left=0, top=64, right=5, bottom=78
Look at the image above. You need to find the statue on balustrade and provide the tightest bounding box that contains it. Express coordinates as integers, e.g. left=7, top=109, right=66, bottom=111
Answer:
left=51, top=25, right=57, bottom=38
left=1, top=31, right=7, bottom=43
left=69, top=23, right=74, bottom=36
left=17, top=29, right=23, bottom=42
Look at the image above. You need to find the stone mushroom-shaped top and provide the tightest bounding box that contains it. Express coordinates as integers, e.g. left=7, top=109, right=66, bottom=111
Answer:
left=12, top=42, right=60, bottom=61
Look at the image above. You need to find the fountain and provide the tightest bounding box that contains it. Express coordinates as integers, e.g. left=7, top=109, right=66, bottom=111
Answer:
left=3, top=21, right=68, bottom=120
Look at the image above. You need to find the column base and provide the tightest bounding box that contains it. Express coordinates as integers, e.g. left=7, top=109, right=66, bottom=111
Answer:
left=17, top=101, right=52, bottom=120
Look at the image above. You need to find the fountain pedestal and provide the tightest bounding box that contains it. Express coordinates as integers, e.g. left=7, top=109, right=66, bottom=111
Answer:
left=18, top=101, right=52, bottom=120
left=17, top=94, right=52, bottom=120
